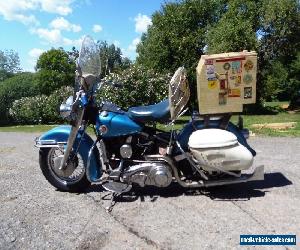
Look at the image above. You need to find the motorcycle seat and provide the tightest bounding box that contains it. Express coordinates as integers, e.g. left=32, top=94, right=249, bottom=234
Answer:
left=127, top=99, right=170, bottom=123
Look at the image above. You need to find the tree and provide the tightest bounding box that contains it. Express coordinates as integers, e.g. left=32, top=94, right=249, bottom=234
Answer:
left=0, top=72, right=38, bottom=125
left=137, top=0, right=225, bottom=73
left=136, top=0, right=225, bottom=107
left=97, top=41, right=131, bottom=77
left=35, top=48, right=76, bottom=95
left=0, top=50, right=21, bottom=81
left=137, top=0, right=300, bottom=105
left=206, top=0, right=259, bottom=53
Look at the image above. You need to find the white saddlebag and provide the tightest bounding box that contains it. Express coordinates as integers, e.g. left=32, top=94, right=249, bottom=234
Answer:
left=188, top=129, right=253, bottom=172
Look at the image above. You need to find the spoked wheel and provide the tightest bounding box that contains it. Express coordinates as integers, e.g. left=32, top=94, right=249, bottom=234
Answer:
left=39, top=147, right=90, bottom=192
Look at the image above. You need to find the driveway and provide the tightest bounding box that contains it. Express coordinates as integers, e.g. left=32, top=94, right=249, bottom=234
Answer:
left=0, top=132, right=299, bottom=249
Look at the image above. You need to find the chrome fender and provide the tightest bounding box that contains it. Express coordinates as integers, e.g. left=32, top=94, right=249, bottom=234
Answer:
left=35, top=125, right=102, bottom=182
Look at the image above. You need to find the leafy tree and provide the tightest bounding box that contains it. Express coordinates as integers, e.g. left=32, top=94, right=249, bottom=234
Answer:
left=98, top=41, right=131, bottom=77
left=136, top=0, right=225, bottom=108
left=35, top=48, right=76, bottom=95
left=137, top=0, right=224, bottom=73
left=137, top=0, right=300, bottom=106
left=206, top=0, right=259, bottom=53
left=258, top=0, right=300, bottom=64
left=288, top=53, right=300, bottom=107
left=0, top=50, right=21, bottom=81
left=0, top=72, right=38, bottom=124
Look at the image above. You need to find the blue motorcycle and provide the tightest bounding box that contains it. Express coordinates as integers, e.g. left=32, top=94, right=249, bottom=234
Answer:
left=35, top=36, right=264, bottom=194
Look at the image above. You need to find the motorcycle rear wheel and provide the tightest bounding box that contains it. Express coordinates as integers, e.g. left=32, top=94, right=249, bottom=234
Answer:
left=39, top=148, right=90, bottom=192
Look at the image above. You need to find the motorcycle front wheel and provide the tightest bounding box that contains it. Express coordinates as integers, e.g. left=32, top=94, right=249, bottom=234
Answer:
left=39, top=147, right=90, bottom=192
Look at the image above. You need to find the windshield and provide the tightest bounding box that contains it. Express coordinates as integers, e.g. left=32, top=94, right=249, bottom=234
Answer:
left=78, top=36, right=101, bottom=77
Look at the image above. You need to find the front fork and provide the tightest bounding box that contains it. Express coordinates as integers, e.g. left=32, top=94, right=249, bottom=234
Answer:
left=59, top=108, right=84, bottom=170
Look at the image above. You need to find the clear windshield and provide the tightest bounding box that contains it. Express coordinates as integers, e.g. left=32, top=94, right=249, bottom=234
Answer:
left=78, top=36, right=101, bottom=77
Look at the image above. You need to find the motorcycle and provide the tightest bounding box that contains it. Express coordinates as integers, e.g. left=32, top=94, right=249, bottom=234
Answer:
left=35, top=36, right=264, bottom=196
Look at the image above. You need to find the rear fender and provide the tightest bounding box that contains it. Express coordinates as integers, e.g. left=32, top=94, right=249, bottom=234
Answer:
left=35, top=125, right=101, bottom=181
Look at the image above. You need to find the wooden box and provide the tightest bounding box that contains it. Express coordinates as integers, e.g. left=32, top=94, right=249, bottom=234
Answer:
left=196, top=51, right=257, bottom=115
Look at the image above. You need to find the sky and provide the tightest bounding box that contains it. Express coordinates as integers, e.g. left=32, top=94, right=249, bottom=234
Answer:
left=0, top=0, right=172, bottom=72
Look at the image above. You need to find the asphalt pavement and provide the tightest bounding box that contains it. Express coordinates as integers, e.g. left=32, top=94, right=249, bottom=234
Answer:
left=0, top=132, right=299, bottom=249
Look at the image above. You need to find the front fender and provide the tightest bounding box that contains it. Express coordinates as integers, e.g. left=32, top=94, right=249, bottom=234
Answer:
left=35, top=125, right=101, bottom=181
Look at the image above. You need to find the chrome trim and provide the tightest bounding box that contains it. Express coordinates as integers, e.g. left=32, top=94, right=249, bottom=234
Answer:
left=34, top=138, right=67, bottom=148
left=145, top=155, right=264, bottom=188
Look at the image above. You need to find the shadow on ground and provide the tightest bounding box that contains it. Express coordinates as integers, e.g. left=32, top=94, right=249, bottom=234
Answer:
left=85, top=172, right=292, bottom=203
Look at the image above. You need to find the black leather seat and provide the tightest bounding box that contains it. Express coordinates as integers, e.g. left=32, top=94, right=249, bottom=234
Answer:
left=127, top=99, right=170, bottom=123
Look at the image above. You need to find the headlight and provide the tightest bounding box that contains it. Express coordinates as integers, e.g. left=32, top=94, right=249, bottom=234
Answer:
left=60, top=96, right=73, bottom=119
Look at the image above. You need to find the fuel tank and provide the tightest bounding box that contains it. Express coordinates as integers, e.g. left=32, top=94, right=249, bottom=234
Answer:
left=97, top=111, right=142, bottom=137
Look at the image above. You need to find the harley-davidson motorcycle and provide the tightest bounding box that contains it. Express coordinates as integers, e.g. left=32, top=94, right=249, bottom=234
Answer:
left=35, top=36, right=264, bottom=195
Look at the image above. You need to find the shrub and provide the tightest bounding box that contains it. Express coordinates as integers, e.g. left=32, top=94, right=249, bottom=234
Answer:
left=0, top=72, right=38, bottom=125
left=97, top=65, right=170, bottom=110
left=9, top=86, right=73, bottom=124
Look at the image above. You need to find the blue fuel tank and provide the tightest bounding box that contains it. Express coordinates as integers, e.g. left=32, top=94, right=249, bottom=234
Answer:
left=96, top=111, right=142, bottom=137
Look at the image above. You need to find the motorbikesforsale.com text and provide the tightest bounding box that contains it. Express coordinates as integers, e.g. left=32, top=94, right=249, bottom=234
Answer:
left=240, top=235, right=296, bottom=245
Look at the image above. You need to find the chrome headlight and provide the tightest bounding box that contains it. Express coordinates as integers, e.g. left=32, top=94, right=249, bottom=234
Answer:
left=60, top=96, right=73, bottom=119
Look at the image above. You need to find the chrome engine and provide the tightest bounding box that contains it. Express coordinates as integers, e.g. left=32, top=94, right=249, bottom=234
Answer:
left=122, top=162, right=172, bottom=187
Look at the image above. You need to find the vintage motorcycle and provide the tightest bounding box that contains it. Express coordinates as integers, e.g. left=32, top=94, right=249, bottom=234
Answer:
left=35, top=36, right=264, bottom=195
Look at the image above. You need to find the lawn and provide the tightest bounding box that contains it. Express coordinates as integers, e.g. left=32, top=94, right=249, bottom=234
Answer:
left=0, top=112, right=299, bottom=137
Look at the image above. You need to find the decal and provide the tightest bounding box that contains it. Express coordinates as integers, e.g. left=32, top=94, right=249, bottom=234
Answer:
left=244, top=87, right=252, bottom=99
left=205, top=59, right=214, bottom=65
left=208, top=79, right=218, bottom=89
left=206, top=65, right=216, bottom=80
left=219, top=93, right=227, bottom=105
left=220, top=79, right=226, bottom=90
left=235, top=75, right=242, bottom=85
left=232, top=61, right=242, bottom=74
left=244, top=60, right=254, bottom=71
left=243, top=74, right=253, bottom=84
left=223, top=62, right=231, bottom=71
left=99, top=125, right=108, bottom=134
left=228, top=88, right=241, bottom=97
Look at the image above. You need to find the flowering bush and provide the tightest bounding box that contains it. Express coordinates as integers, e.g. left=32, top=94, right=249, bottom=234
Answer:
left=97, top=65, right=170, bottom=109
left=9, top=86, right=73, bottom=124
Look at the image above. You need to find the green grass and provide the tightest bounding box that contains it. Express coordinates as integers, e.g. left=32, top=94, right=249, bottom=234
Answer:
left=1, top=107, right=299, bottom=137
left=0, top=124, right=58, bottom=133
left=232, top=113, right=300, bottom=137
left=158, top=112, right=300, bottom=137
left=264, top=101, right=289, bottom=108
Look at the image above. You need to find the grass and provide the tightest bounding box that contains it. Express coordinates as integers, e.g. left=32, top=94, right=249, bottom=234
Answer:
left=264, top=101, right=289, bottom=108
left=158, top=112, right=300, bottom=137
left=0, top=124, right=58, bottom=133
left=0, top=106, right=299, bottom=137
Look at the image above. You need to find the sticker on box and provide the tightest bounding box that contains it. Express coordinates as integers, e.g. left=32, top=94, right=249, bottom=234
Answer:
left=228, top=88, right=241, bottom=97
left=243, top=74, right=253, bottom=84
left=244, top=60, right=254, bottom=72
left=244, top=87, right=252, bottom=99
left=232, top=61, right=242, bottom=74
left=208, top=80, right=218, bottom=89
left=206, top=65, right=216, bottom=79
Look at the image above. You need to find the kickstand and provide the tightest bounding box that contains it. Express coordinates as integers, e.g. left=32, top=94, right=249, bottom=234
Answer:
left=106, top=192, right=120, bottom=212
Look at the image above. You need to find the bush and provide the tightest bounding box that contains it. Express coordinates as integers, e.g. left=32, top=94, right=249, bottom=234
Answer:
left=9, top=86, right=73, bottom=124
left=0, top=72, right=38, bottom=125
left=97, top=65, right=170, bottom=110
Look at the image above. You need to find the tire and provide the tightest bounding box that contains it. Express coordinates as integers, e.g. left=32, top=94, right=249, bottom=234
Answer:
left=39, top=148, right=90, bottom=192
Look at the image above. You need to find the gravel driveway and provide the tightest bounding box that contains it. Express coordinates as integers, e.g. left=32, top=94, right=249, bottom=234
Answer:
left=0, top=132, right=299, bottom=249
